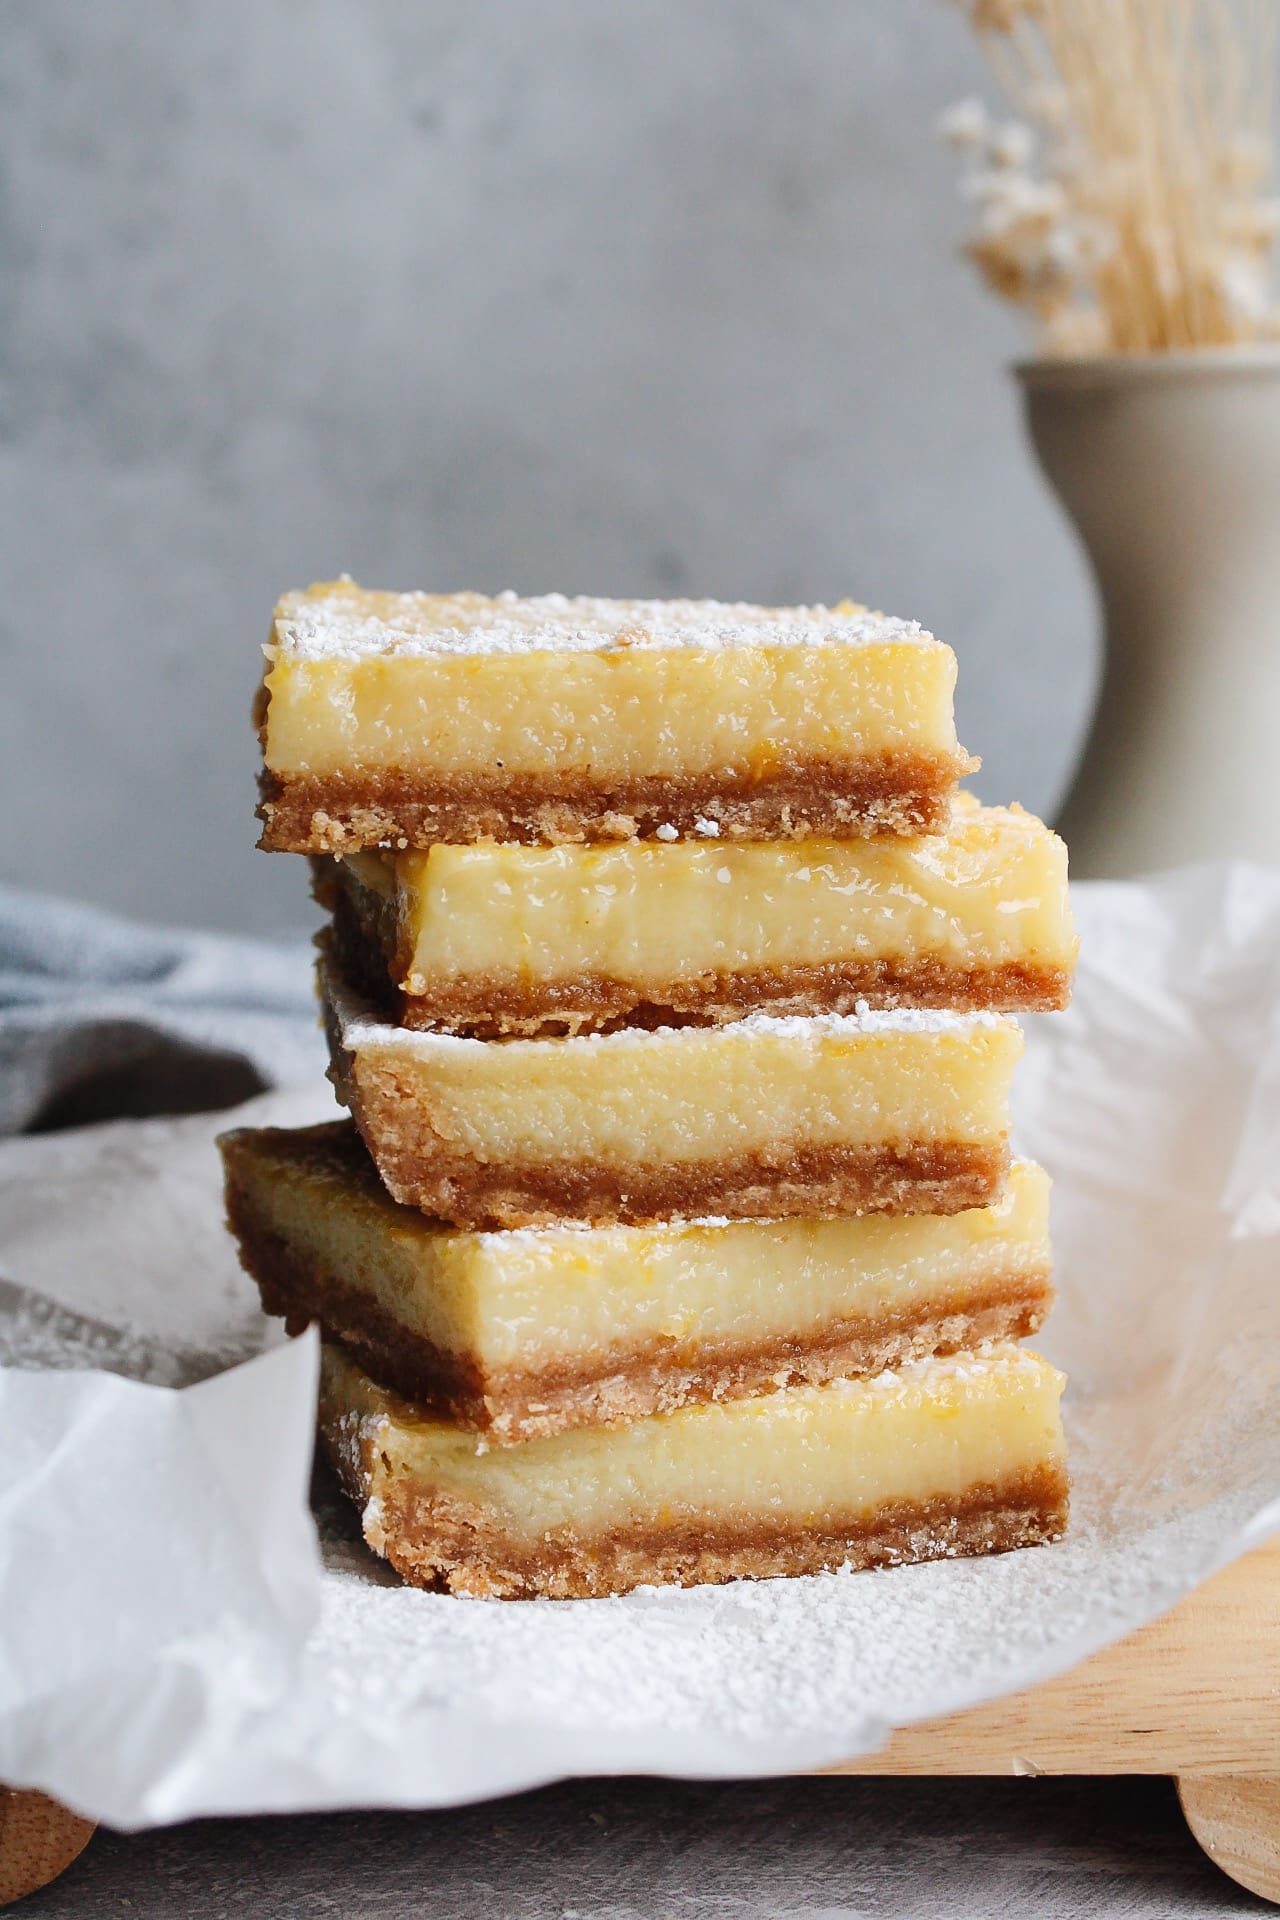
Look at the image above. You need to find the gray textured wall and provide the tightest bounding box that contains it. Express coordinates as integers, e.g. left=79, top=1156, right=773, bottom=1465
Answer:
left=1, top=0, right=1095, bottom=934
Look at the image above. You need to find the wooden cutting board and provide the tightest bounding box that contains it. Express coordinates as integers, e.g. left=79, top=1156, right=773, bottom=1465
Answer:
left=3, top=1540, right=1278, bottom=1907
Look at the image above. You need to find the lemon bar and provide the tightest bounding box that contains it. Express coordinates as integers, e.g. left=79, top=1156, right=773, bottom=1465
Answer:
left=220, top=1122, right=1054, bottom=1443
left=319, top=944, right=1022, bottom=1229
left=320, top=795, right=1075, bottom=1036
left=320, top=1338, right=1068, bottom=1598
left=256, top=581, right=975, bottom=852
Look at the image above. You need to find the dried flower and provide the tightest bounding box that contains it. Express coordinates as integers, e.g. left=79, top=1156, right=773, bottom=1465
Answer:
left=1042, top=305, right=1108, bottom=355
left=1024, top=82, right=1069, bottom=129
left=940, top=0, right=1280, bottom=354
left=1217, top=255, right=1273, bottom=324
left=962, top=0, right=1043, bottom=32
left=989, top=120, right=1035, bottom=170
left=938, top=97, right=991, bottom=149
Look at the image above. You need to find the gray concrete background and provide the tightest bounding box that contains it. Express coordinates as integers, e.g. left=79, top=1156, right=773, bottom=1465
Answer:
left=1, top=0, right=1096, bottom=935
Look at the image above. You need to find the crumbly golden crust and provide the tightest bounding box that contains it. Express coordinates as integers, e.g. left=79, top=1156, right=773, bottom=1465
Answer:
left=321, top=1419, right=1070, bottom=1598
left=406, top=965, right=1071, bottom=1034
left=224, top=1165, right=1052, bottom=1441
left=259, top=752, right=970, bottom=852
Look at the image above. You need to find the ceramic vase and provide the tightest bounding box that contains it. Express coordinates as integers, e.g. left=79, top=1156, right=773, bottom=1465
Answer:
left=1017, top=346, right=1280, bottom=877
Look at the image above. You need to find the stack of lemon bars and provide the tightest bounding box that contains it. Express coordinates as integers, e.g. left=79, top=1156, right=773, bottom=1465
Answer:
left=220, top=580, right=1077, bottom=1600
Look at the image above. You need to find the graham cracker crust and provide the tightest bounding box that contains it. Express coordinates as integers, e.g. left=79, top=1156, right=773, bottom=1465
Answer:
left=259, top=752, right=969, bottom=853
left=322, top=873, right=1071, bottom=1035
left=322, top=1426, right=1070, bottom=1599
left=225, top=1171, right=1052, bottom=1441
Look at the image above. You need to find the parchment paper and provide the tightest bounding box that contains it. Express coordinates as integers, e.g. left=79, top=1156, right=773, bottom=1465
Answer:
left=2, top=863, right=1278, bottom=1827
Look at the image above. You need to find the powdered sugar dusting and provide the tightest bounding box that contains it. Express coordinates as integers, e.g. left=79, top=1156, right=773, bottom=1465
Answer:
left=496, top=1213, right=736, bottom=1245
left=326, top=966, right=1017, bottom=1058
left=270, top=581, right=937, bottom=661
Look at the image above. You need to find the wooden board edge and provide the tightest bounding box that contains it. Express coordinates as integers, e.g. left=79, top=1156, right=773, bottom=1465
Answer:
left=823, top=1538, right=1280, bottom=1777
left=0, top=1789, right=96, bottom=1908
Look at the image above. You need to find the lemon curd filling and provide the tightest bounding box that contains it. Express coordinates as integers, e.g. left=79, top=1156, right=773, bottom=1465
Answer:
left=221, top=1123, right=1054, bottom=1439
left=327, top=972, right=1023, bottom=1176
left=261, top=583, right=967, bottom=783
left=321, top=1339, right=1069, bottom=1596
left=336, top=795, right=1074, bottom=1019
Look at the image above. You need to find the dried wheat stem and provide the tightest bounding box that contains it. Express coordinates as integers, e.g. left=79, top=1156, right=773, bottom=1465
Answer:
left=942, top=0, right=1280, bottom=352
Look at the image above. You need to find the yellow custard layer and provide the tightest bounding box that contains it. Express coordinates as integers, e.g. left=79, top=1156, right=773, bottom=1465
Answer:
left=261, top=582, right=968, bottom=783
left=326, top=964, right=1023, bottom=1172
left=324, top=1339, right=1067, bottom=1542
left=342, top=796, right=1074, bottom=1006
left=221, top=1124, right=1051, bottom=1374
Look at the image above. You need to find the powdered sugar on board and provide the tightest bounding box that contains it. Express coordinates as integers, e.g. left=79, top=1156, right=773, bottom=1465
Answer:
left=269, top=581, right=936, bottom=661
left=2, top=864, right=1280, bottom=1822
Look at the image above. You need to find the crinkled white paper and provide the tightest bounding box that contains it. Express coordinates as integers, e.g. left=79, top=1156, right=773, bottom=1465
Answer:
left=2, top=866, right=1279, bottom=1827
